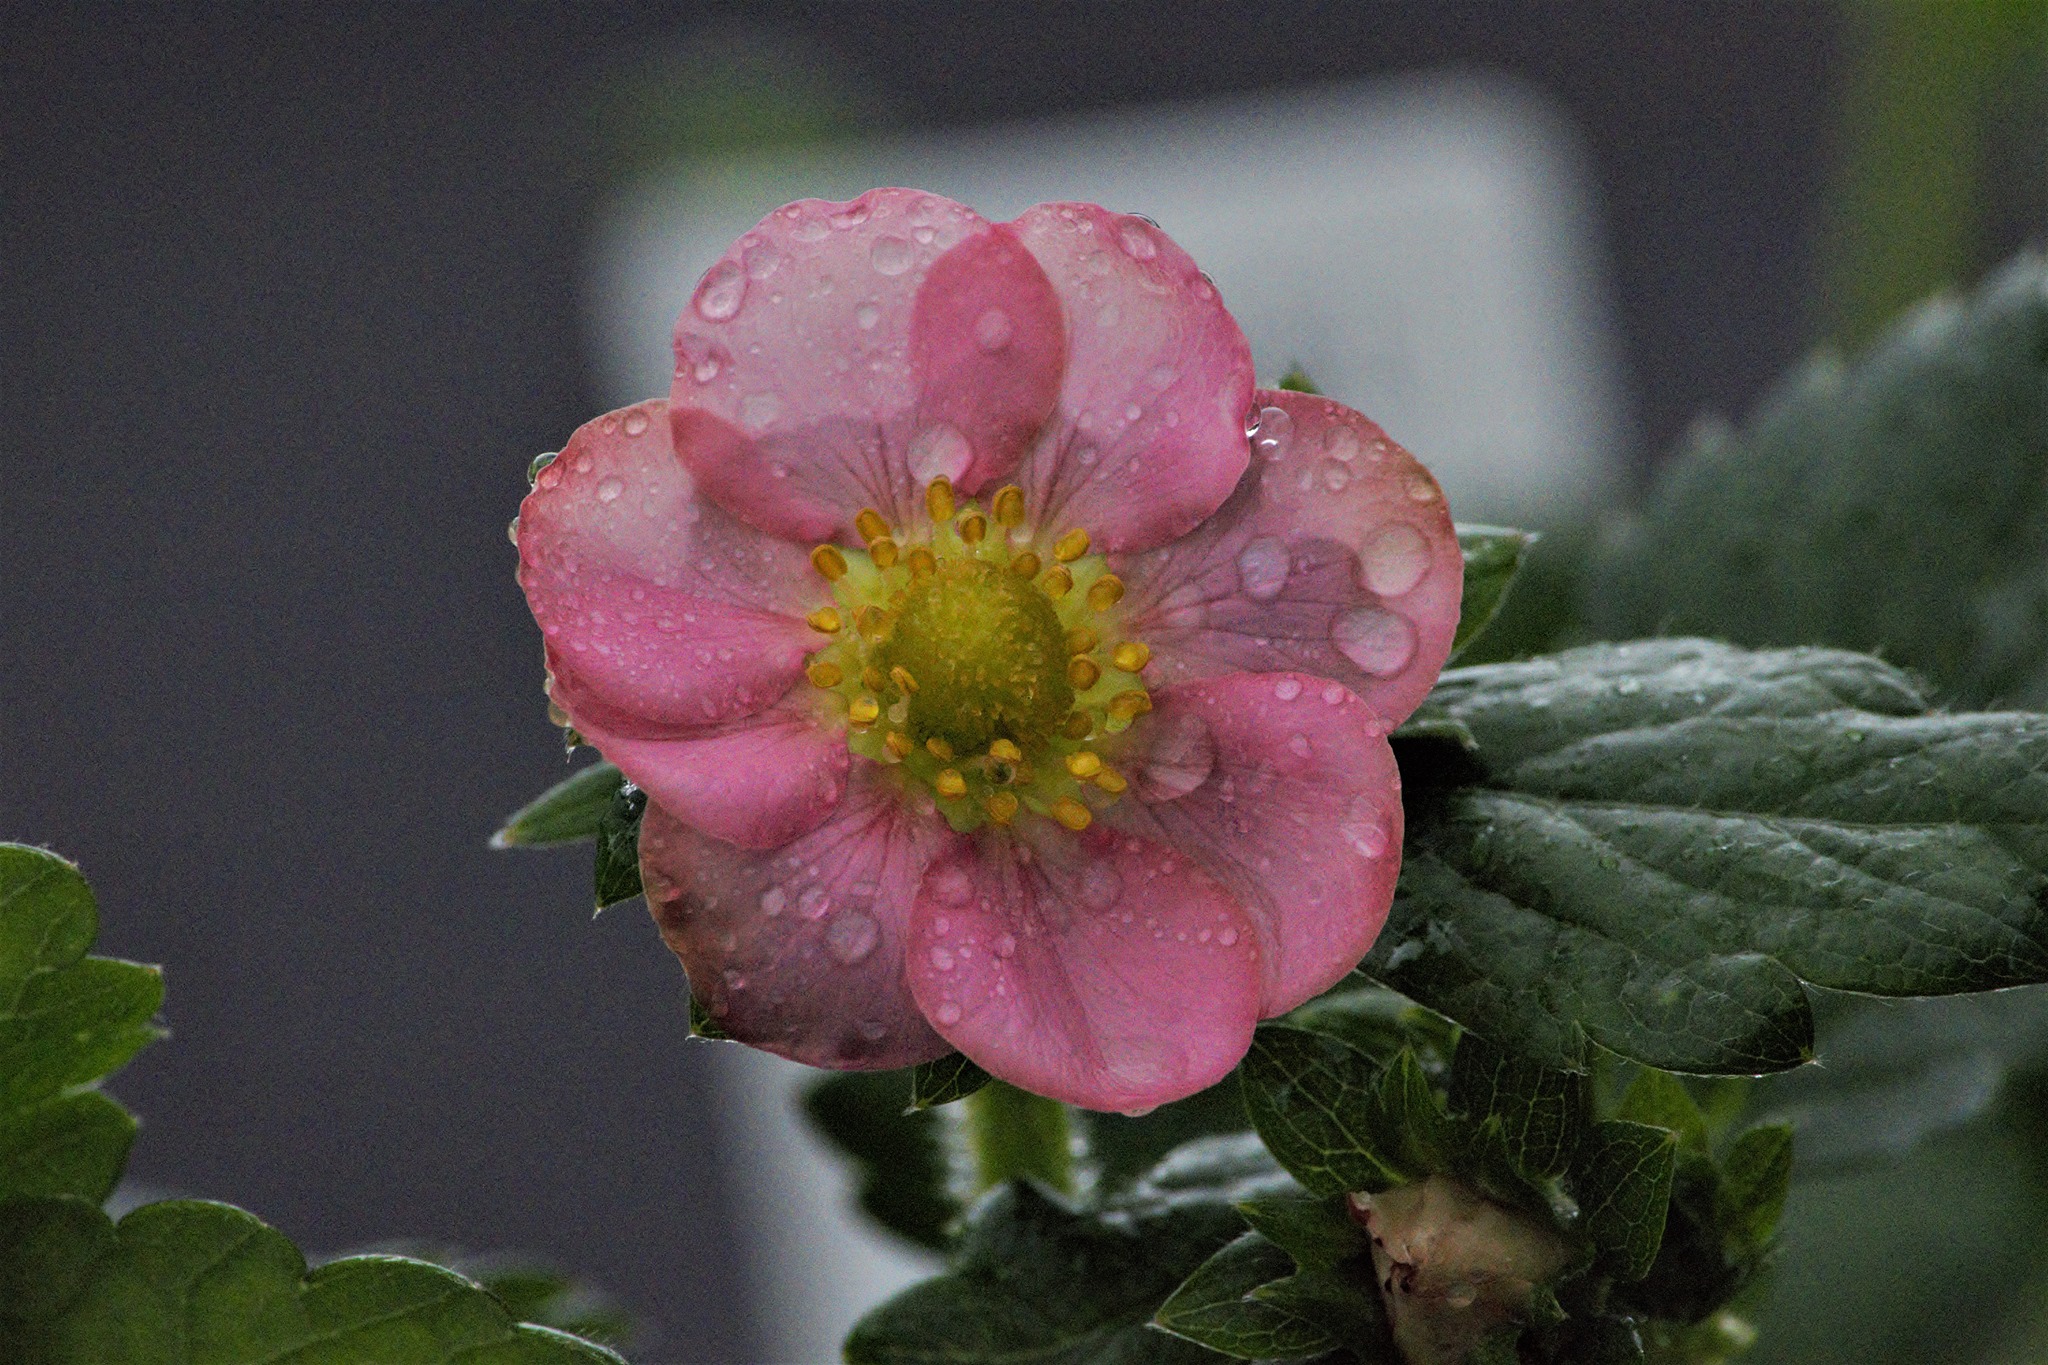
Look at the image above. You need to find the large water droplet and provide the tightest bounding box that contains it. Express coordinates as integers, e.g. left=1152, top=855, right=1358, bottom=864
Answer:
left=906, top=423, right=972, bottom=484
left=870, top=235, right=915, bottom=276
left=934, top=1001, right=962, bottom=1025
left=1362, top=524, right=1430, bottom=596
left=623, top=410, right=650, bottom=436
left=1252, top=405, right=1293, bottom=458
left=826, top=911, right=879, bottom=965
left=597, top=476, right=624, bottom=503
left=855, top=302, right=881, bottom=330
left=1273, top=677, right=1303, bottom=701
left=758, top=886, right=787, bottom=920
left=1332, top=607, right=1417, bottom=677
left=693, top=260, right=746, bottom=321
left=1134, top=710, right=1216, bottom=802
left=1117, top=221, right=1158, bottom=260
left=740, top=393, right=784, bottom=430
left=973, top=308, right=1013, bottom=350
left=745, top=245, right=782, bottom=280
left=1079, top=861, right=1124, bottom=911
left=1236, top=536, right=1290, bottom=601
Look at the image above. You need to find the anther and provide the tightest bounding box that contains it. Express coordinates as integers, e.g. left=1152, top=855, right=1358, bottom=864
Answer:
left=855, top=508, right=890, bottom=544
left=1009, top=550, right=1042, bottom=578
left=884, top=731, right=914, bottom=759
left=1112, top=641, right=1151, bottom=672
left=1065, top=626, right=1099, bottom=655
left=1067, top=657, right=1101, bottom=690
left=925, top=736, right=955, bottom=761
left=1107, top=688, right=1153, bottom=720
left=925, top=478, right=956, bottom=523
left=806, top=607, right=844, bottom=633
left=547, top=699, right=570, bottom=728
left=861, top=664, right=887, bottom=692
left=1094, top=765, right=1129, bottom=795
left=870, top=537, right=900, bottom=569
left=993, top=485, right=1026, bottom=526
left=811, top=544, right=848, bottom=580
left=935, top=768, right=968, bottom=798
left=987, top=791, right=1020, bottom=824
left=1051, top=796, right=1093, bottom=831
left=1065, top=750, right=1103, bottom=779
left=806, top=661, right=844, bottom=688
left=958, top=512, right=987, bottom=545
left=889, top=664, right=919, bottom=694
left=988, top=738, right=1023, bottom=763
left=1063, top=712, right=1094, bottom=740
left=1042, top=565, right=1073, bottom=598
left=856, top=605, right=892, bottom=639
left=848, top=695, right=881, bottom=726
left=1086, top=574, right=1125, bottom=611
left=1053, top=528, right=1091, bottom=562
left=907, top=546, right=937, bottom=578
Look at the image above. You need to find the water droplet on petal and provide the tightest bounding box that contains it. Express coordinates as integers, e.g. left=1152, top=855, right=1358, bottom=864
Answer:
left=1362, top=524, right=1431, bottom=596
left=740, top=393, right=784, bottom=430
left=1333, top=607, right=1418, bottom=677
left=929, top=866, right=974, bottom=906
left=906, top=423, right=972, bottom=483
left=1236, top=536, right=1290, bottom=601
left=870, top=235, right=915, bottom=275
left=745, top=245, right=781, bottom=279
left=826, top=911, right=879, bottom=965
left=855, top=302, right=881, bottom=330
left=1406, top=472, right=1440, bottom=502
left=1287, top=733, right=1312, bottom=757
left=1100, top=1035, right=1186, bottom=1089
left=1079, top=861, right=1124, bottom=911
left=693, top=260, right=746, bottom=321
left=1252, top=405, right=1293, bottom=457
left=1273, top=677, right=1303, bottom=701
left=597, top=476, right=624, bottom=503
left=1117, top=221, right=1158, bottom=259
left=1217, top=926, right=1239, bottom=947
left=623, top=409, right=650, bottom=436
left=1324, top=426, right=1361, bottom=462
left=993, top=933, right=1017, bottom=959
left=973, top=308, right=1013, bottom=350
left=692, top=356, right=721, bottom=383
left=1134, top=710, right=1216, bottom=802
left=1322, top=462, right=1351, bottom=491
left=934, top=1001, right=962, bottom=1025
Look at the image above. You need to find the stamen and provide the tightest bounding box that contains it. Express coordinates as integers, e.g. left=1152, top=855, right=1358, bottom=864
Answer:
left=907, top=546, right=938, bottom=578
left=988, top=738, right=1024, bottom=763
left=884, top=730, right=914, bottom=759
left=1067, top=657, right=1101, bottom=689
left=1053, top=528, right=1091, bottom=562
left=1112, top=641, right=1151, bottom=672
left=992, top=485, right=1026, bottom=526
left=870, top=536, right=900, bottom=569
left=806, top=607, right=844, bottom=633
left=1063, top=712, right=1094, bottom=740
left=1041, top=565, right=1073, bottom=598
left=889, top=664, right=920, bottom=694
left=1010, top=550, right=1042, bottom=578
left=856, top=606, right=892, bottom=639
left=958, top=512, right=987, bottom=545
left=1051, top=796, right=1093, bottom=831
left=1065, top=751, right=1103, bottom=779
left=861, top=665, right=887, bottom=691
left=1086, top=574, right=1125, bottom=611
left=925, top=477, right=956, bottom=523
left=926, top=736, right=955, bottom=761
left=848, top=696, right=881, bottom=726
left=855, top=508, right=891, bottom=544
left=806, top=661, right=844, bottom=688
left=547, top=699, right=570, bottom=728
left=1107, top=688, right=1153, bottom=721
left=935, top=768, right=969, bottom=798
left=1094, top=765, right=1129, bottom=795
left=987, top=791, right=1020, bottom=824
left=811, top=544, right=849, bottom=580
left=1065, top=626, right=1099, bottom=655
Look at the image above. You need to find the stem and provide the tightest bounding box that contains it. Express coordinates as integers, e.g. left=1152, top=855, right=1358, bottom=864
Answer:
left=961, top=1080, right=1074, bottom=1195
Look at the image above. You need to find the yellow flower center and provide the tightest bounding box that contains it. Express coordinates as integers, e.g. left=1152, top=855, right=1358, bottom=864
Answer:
left=803, top=479, right=1154, bottom=832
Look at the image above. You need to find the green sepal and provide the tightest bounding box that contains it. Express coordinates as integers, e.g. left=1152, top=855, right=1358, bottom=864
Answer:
left=1275, top=365, right=1321, bottom=394
left=1572, top=1120, right=1678, bottom=1281
left=1452, top=525, right=1538, bottom=661
left=491, top=762, right=624, bottom=849
left=908, top=1051, right=991, bottom=1109
left=687, top=992, right=729, bottom=1040
left=592, top=782, right=646, bottom=911
left=1152, top=1231, right=1340, bottom=1360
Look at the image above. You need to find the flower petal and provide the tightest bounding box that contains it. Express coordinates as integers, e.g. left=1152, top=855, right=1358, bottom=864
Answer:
left=639, top=768, right=953, bottom=1070
left=519, top=399, right=821, bottom=730
left=670, top=189, right=1065, bottom=542
left=1116, top=389, right=1461, bottom=730
left=1004, top=203, right=1255, bottom=552
left=906, top=827, right=1261, bottom=1111
left=1108, top=671, right=1405, bottom=1016
left=574, top=688, right=849, bottom=850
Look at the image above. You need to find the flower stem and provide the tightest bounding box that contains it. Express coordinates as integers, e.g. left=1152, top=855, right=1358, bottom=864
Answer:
left=961, top=1081, right=1074, bottom=1195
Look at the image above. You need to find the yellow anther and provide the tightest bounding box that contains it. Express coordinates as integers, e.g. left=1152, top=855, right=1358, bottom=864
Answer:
left=1042, top=565, right=1073, bottom=598
left=987, top=791, right=1020, bottom=824
left=992, top=485, right=1026, bottom=526
left=806, top=607, right=844, bottom=634
left=855, top=508, right=891, bottom=544
left=890, top=664, right=920, bottom=694
left=861, top=664, right=887, bottom=692
left=884, top=730, right=914, bottom=759
left=1112, top=641, right=1152, bottom=672
left=856, top=605, right=892, bottom=639
left=1009, top=550, right=1042, bottom=578
left=848, top=695, right=881, bottom=726
left=925, top=477, right=956, bottom=523
left=1065, top=750, right=1103, bottom=779
left=987, top=738, right=1024, bottom=763
left=1051, top=795, right=1093, bottom=831
left=958, top=512, right=987, bottom=544
left=1066, top=626, right=1100, bottom=656
left=935, top=768, right=969, bottom=798
left=1108, top=688, right=1153, bottom=719
left=1053, top=528, right=1091, bottom=562
left=1067, top=657, right=1101, bottom=690
left=806, top=660, right=844, bottom=688
left=1063, top=712, right=1094, bottom=740
left=926, top=736, right=955, bottom=761
left=811, top=544, right=848, bottom=580
left=1094, top=765, right=1129, bottom=795
left=1087, top=574, right=1125, bottom=611
left=871, top=536, right=900, bottom=569
left=907, top=546, right=938, bottom=578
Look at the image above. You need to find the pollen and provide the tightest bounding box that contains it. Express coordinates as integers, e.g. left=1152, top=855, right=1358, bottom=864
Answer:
left=1086, top=574, right=1125, bottom=611
left=987, top=791, right=1020, bottom=824
left=890, top=664, right=920, bottom=694
left=807, top=660, right=844, bottom=688
left=935, top=767, right=969, bottom=798
left=807, top=607, right=844, bottom=634
left=925, top=477, right=956, bottom=523
left=1112, top=641, right=1151, bottom=672
left=1065, top=751, right=1103, bottom=779
left=989, top=738, right=1024, bottom=763
left=870, top=536, right=900, bottom=569
left=884, top=730, right=914, bottom=759
left=992, top=485, right=1025, bottom=526
left=1067, top=657, right=1101, bottom=689
left=855, top=508, right=891, bottom=544
left=1010, top=550, right=1042, bottom=578
left=1051, top=796, right=1093, bottom=831
left=957, top=511, right=987, bottom=544
left=848, top=695, right=881, bottom=726
left=1094, top=765, right=1128, bottom=794
left=1041, top=565, right=1073, bottom=598
left=907, top=546, right=938, bottom=578
left=811, top=544, right=848, bottom=580
left=1065, top=626, right=1099, bottom=655
left=926, top=736, right=955, bottom=761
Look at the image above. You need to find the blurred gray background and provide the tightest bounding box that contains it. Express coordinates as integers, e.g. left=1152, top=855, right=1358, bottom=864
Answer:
left=5, top=3, right=2043, bottom=1361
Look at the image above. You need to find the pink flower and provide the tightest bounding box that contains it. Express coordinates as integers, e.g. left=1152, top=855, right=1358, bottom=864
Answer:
left=516, top=189, right=1461, bottom=1111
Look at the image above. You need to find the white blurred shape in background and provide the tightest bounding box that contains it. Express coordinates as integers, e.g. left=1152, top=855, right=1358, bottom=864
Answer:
left=583, top=73, right=1623, bottom=1363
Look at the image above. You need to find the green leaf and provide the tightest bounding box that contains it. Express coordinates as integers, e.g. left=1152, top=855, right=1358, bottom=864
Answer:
left=0, top=845, right=160, bottom=1205
left=363, top=1247, right=635, bottom=1349
left=1238, top=1026, right=1401, bottom=1198
left=1611, top=1071, right=1709, bottom=1157
left=1446, top=1034, right=1587, bottom=1181
left=1153, top=1232, right=1338, bottom=1360
left=1368, top=639, right=2048, bottom=1074
left=1232, top=1195, right=1368, bottom=1272
left=1281, top=983, right=1458, bottom=1073
left=592, top=782, right=646, bottom=911
left=1714, top=1125, right=1793, bottom=1256
left=1572, top=1121, right=1677, bottom=1281
left=845, top=1134, right=1294, bottom=1365
left=1275, top=366, right=1321, bottom=394
left=1590, top=253, right=2048, bottom=707
left=909, top=1051, right=991, bottom=1109
left=801, top=1071, right=960, bottom=1250
left=686, top=991, right=729, bottom=1040
left=1452, top=525, right=1537, bottom=661
left=0, top=1197, right=625, bottom=1363
left=491, top=763, right=624, bottom=848
left=1082, top=1083, right=1256, bottom=1195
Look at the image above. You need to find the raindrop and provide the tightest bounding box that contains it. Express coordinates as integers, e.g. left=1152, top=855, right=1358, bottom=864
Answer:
left=855, top=302, right=881, bottom=330
left=693, top=260, right=746, bottom=321
left=1217, top=926, right=1240, bottom=947
left=825, top=912, right=879, bottom=965
left=993, top=933, right=1017, bottom=959
left=740, top=393, right=784, bottom=430
left=506, top=518, right=520, bottom=546
left=1273, top=677, right=1303, bottom=701
left=934, top=1001, right=963, bottom=1025
left=692, top=356, right=721, bottom=383
left=597, top=477, right=624, bottom=503
left=869, top=235, right=916, bottom=276
left=906, top=423, right=972, bottom=483
left=1080, top=861, right=1124, bottom=910
left=1288, top=734, right=1312, bottom=757
left=1117, top=221, right=1158, bottom=259
left=1332, top=607, right=1417, bottom=677
left=745, top=246, right=781, bottom=280
left=1324, top=426, right=1361, bottom=462
left=1236, top=536, right=1290, bottom=601
left=973, top=308, right=1013, bottom=351
left=623, top=410, right=650, bottom=436
left=1322, top=463, right=1351, bottom=492
left=1362, top=525, right=1430, bottom=596
left=1134, top=710, right=1216, bottom=802
left=1405, top=472, right=1439, bottom=502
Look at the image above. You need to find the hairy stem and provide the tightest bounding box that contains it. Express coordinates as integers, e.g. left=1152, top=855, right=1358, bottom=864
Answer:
left=961, top=1081, right=1074, bottom=1195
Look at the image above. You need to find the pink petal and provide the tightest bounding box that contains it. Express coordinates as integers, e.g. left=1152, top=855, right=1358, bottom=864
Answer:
left=670, top=189, right=1065, bottom=543
left=1108, top=672, right=1405, bottom=1016
left=639, top=768, right=954, bottom=1070
left=575, top=689, right=849, bottom=850
left=519, top=399, right=821, bottom=731
left=1003, top=203, right=1255, bottom=552
left=1115, top=388, right=1461, bottom=731
left=906, top=827, right=1262, bottom=1111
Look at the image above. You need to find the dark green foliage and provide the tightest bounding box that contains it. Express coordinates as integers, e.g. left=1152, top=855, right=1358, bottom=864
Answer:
left=802, top=1071, right=960, bottom=1250
left=592, top=781, right=646, bottom=911
left=909, top=1052, right=992, bottom=1109
left=491, top=763, right=625, bottom=848
left=1452, top=526, right=1537, bottom=662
